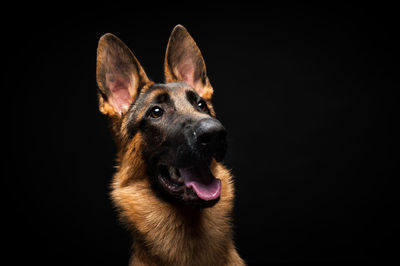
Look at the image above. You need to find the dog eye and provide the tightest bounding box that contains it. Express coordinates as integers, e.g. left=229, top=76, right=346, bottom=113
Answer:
left=197, top=100, right=208, bottom=112
left=150, top=106, right=163, bottom=118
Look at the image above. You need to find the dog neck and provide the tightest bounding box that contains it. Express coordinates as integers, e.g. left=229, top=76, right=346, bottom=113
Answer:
left=130, top=207, right=235, bottom=265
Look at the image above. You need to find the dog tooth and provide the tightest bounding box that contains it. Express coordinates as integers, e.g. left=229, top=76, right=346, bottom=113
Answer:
left=168, top=166, right=178, bottom=181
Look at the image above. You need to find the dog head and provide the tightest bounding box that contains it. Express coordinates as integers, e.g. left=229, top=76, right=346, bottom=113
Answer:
left=96, top=25, right=227, bottom=208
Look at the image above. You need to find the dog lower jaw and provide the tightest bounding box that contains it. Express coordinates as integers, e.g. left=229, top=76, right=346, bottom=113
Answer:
left=112, top=160, right=243, bottom=265
left=157, top=163, right=221, bottom=208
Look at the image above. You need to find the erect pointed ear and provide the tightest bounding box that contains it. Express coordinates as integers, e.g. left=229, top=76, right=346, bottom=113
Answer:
left=164, top=25, right=213, bottom=100
left=96, top=33, right=151, bottom=116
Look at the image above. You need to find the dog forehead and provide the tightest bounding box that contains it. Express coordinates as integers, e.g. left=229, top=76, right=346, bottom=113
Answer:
left=164, top=81, right=188, bottom=89
left=142, top=82, right=191, bottom=97
left=164, top=82, right=194, bottom=97
left=144, top=82, right=196, bottom=105
left=168, top=82, right=193, bottom=100
left=125, top=82, right=196, bottom=120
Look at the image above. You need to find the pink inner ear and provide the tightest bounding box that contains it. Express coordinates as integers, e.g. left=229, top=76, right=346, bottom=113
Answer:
left=177, top=60, right=205, bottom=96
left=178, top=61, right=195, bottom=87
left=106, top=73, right=133, bottom=114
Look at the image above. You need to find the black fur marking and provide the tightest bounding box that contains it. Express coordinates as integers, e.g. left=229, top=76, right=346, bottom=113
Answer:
left=186, top=90, right=198, bottom=105
left=125, top=85, right=172, bottom=138
left=154, top=92, right=171, bottom=104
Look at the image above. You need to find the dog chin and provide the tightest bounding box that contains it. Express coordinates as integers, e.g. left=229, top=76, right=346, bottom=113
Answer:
left=156, top=160, right=221, bottom=208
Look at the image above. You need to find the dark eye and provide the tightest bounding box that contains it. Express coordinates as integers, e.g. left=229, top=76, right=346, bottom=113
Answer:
left=150, top=106, right=163, bottom=118
left=197, top=99, right=208, bottom=112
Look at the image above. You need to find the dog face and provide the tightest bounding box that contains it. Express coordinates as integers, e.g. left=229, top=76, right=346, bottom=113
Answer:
left=125, top=82, right=227, bottom=207
left=96, top=25, right=226, bottom=208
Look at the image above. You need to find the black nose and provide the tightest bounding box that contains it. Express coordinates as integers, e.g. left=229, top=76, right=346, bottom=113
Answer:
left=194, top=118, right=227, bottom=161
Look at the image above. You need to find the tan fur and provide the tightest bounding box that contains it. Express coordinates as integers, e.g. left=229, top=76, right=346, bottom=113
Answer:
left=111, top=141, right=244, bottom=265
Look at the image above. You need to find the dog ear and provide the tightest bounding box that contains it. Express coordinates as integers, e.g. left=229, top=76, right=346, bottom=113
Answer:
left=164, top=25, right=213, bottom=100
left=96, top=33, right=151, bottom=116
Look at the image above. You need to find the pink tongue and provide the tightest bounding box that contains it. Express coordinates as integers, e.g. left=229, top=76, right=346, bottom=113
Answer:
left=179, top=164, right=221, bottom=201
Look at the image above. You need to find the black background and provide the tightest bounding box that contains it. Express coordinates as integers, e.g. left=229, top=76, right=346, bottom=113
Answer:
left=9, top=3, right=396, bottom=265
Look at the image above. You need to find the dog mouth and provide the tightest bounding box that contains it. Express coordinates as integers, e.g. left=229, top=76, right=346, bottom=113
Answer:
left=157, top=161, right=221, bottom=206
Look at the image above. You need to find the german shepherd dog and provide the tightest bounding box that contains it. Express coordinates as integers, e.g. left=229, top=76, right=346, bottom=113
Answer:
left=96, top=25, right=244, bottom=265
